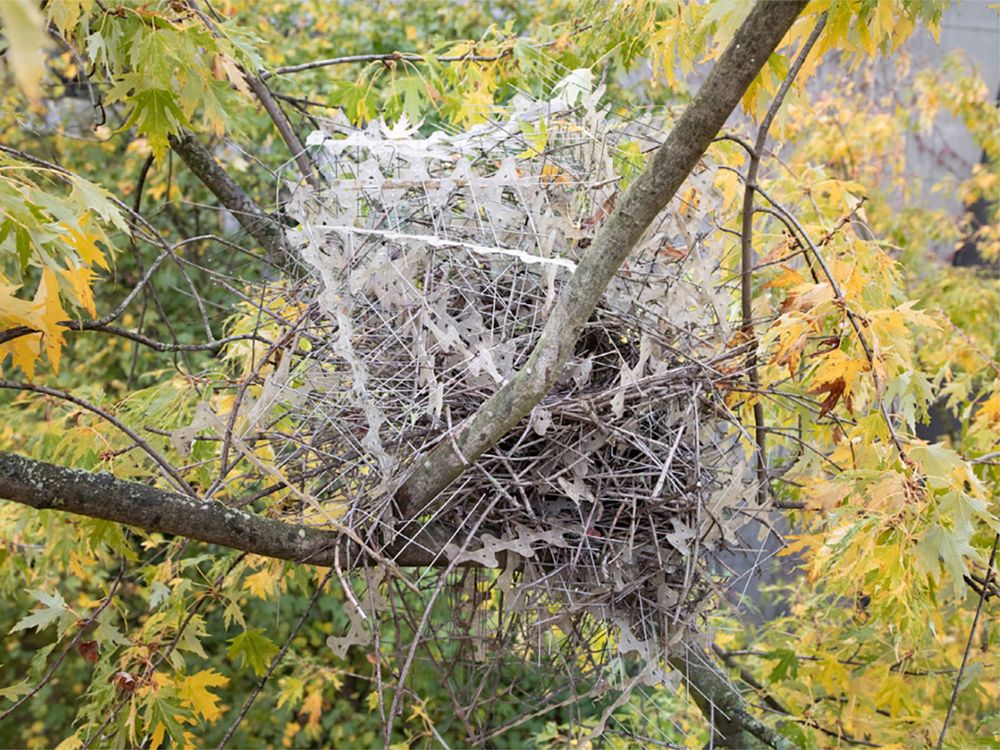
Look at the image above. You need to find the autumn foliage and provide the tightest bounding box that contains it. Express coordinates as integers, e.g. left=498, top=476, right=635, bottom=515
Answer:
left=0, top=1, right=997, bottom=748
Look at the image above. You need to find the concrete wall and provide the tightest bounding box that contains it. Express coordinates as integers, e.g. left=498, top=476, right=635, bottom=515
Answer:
left=904, top=2, right=998, bottom=216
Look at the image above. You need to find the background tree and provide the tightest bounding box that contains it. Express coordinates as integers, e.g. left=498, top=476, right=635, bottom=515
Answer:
left=0, top=1, right=996, bottom=748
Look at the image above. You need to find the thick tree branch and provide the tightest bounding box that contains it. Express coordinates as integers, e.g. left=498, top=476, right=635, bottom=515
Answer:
left=245, top=75, right=319, bottom=189
left=168, top=131, right=289, bottom=264
left=0, top=451, right=447, bottom=568
left=395, top=0, right=809, bottom=519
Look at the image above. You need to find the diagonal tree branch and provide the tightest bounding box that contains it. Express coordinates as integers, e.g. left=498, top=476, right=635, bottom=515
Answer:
left=168, top=131, right=289, bottom=264
left=395, top=0, right=809, bottom=519
left=185, top=0, right=320, bottom=189
left=669, top=650, right=795, bottom=750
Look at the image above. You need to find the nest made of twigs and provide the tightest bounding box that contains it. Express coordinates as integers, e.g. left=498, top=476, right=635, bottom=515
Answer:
left=265, top=85, right=758, bottom=686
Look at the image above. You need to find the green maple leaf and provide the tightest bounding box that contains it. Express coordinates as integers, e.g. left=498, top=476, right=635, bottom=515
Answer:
left=766, top=648, right=799, bottom=682
left=10, top=589, right=69, bottom=634
left=143, top=684, right=191, bottom=748
left=94, top=609, right=131, bottom=648
left=120, top=89, right=190, bottom=160
left=226, top=628, right=278, bottom=676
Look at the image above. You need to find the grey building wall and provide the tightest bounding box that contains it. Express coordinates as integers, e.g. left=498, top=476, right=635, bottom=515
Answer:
left=905, top=1, right=999, bottom=217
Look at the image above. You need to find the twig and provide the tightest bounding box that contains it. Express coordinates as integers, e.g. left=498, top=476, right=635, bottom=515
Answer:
left=0, top=380, right=194, bottom=495
left=216, top=569, right=334, bottom=749
left=145, top=556, right=245, bottom=682
left=257, top=27, right=593, bottom=81
left=0, top=560, right=125, bottom=724
left=753, top=185, right=908, bottom=460
left=132, top=153, right=155, bottom=214
left=739, top=12, right=827, bottom=507
left=81, top=554, right=246, bottom=749
left=247, top=74, right=320, bottom=188
left=936, top=532, right=999, bottom=750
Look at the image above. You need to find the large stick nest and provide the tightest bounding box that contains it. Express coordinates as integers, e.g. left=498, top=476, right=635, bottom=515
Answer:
left=262, top=77, right=761, bottom=691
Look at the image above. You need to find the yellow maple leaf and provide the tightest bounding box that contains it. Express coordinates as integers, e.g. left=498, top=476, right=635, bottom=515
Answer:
left=179, top=669, right=230, bottom=723
left=53, top=734, right=83, bottom=750
left=35, top=268, right=69, bottom=373
left=244, top=565, right=279, bottom=600
left=714, top=168, right=743, bottom=214
left=974, top=390, right=1000, bottom=431
left=813, top=349, right=869, bottom=402
left=149, top=722, right=166, bottom=750
left=60, top=264, right=97, bottom=317
left=61, top=216, right=109, bottom=270
left=211, top=54, right=251, bottom=97
left=764, top=266, right=804, bottom=290
left=805, top=479, right=851, bottom=511
left=0, top=1, right=49, bottom=107
left=0, top=279, right=43, bottom=330
left=0, top=332, right=41, bottom=380
left=302, top=689, right=324, bottom=731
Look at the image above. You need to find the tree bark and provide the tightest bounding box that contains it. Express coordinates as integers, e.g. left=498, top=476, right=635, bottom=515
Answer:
left=0, top=451, right=448, bottom=567
left=395, top=0, right=809, bottom=519
left=669, top=651, right=795, bottom=749
left=168, top=131, right=289, bottom=264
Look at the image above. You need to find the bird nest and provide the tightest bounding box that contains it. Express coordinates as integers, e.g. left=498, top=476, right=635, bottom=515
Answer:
left=266, top=75, right=760, bottom=692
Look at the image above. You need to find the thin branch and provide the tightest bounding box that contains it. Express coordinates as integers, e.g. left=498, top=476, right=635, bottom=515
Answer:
left=81, top=325, right=268, bottom=352
left=132, top=153, right=155, bottom=214
left=187, top=0, right=319, bottom=188
left=753, top=184, right=908, bottom=459
left=246, top=74, right=320, bottom=188
left=257, top=27, right=593, bottom=81
left=263, top=52, right=464, bottom=78
left=0, top=321, right=269, bottom=353
left=216, top=569, right=334, bottom=748
left=84, top=554, right=246, bottom=748
left=740, top=12, right=827, bottom=506
left=0, top=381, right=194, bottom=495
left=936, top=532, right=999, bottom=750
left=145, top=556, right=245, bottom=680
